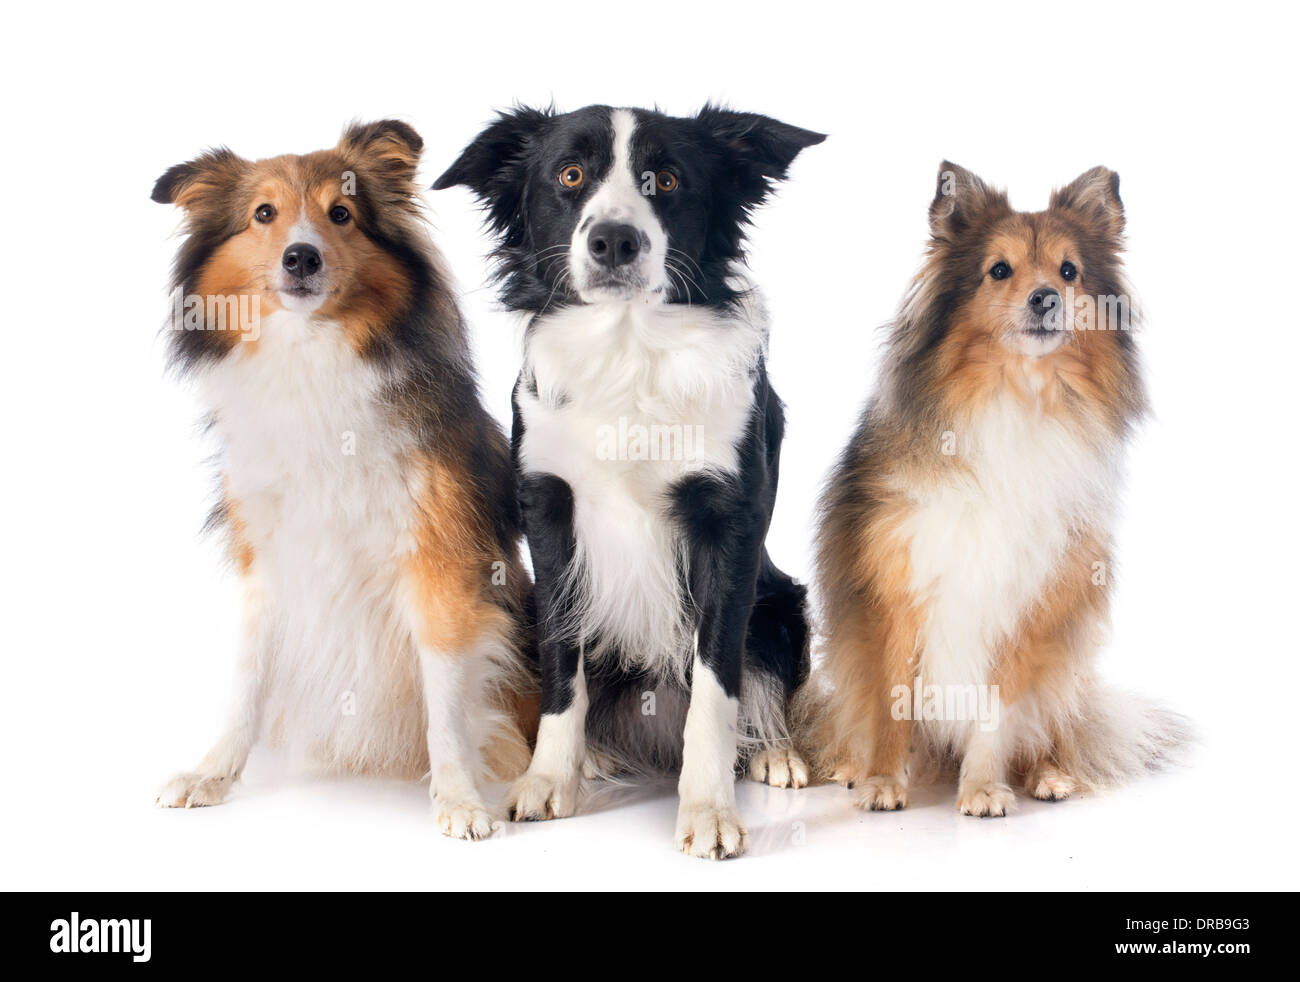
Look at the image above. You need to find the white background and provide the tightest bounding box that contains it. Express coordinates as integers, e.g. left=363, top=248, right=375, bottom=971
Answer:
left=2, top=0, right=1297, bottom=890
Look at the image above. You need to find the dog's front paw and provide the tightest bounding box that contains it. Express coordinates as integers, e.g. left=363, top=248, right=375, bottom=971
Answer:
left=506, top=770, right=580, bottom=821
left=747, top=748, right=810, bottom=789
left=434, top=797, right=497, bottom=840
left=853, top=775, right=909, bottom=811
left=675, top=802, right=747, bottom=860
left=958, top=782, right=1014, bottom=817
left=155, top=771, right=234, bottom=808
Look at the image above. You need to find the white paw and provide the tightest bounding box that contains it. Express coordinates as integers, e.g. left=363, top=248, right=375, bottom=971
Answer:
left=434, top=797, right=497, bottom=840
left=958, top=782, right=1014, bottom=817
left=155, top=771, right=234, bottom=808
left=675, top=802, right=748, bottom=860
left=1029, top=767, right=1077, bottom=802
left=747, top=748, right=810, bottom=789
left=506, top=770, right=580, bottom=821
left=853, top=775, right=909, bottom=811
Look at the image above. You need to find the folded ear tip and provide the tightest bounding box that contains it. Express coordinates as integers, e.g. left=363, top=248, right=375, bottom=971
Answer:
left=387, top=120, right=424, bottom=153
left=344, top=118, right=424, bottom=156
left=151, top=164, right=187, bottom=204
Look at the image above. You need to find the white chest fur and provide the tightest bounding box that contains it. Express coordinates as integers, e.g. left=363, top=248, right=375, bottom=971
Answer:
left=898, top=392, right=1120, bottom=704
left=197, top=311, right=422, bottom=767
left=517, top=300, right=764, bottom=677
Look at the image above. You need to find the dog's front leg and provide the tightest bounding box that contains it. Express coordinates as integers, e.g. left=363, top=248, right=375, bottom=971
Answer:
left=676, top=643, right=747, bottom=859
left=506, top=474, right=586, bottom=821
left=157, top=574, right=269, bottom=808
left=674, top=477, right=764, bottom=860
left=957, top=700, right=1014, bottom=818
left=416, top=638, right=498, bottom=841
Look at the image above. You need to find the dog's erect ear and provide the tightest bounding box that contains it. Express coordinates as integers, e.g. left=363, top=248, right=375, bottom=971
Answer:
left=338, top=119, right=424, bottom=187
left=697, top=105, right=825, bottom=198
left=432, top=107, right=551, bottom=193
left=928, top=161, right=1010, bottom=240
left=151, top=148, right=248, bottom=209
left=1051, top=166, right=1124, bottom=238
left=432, top=107, right=553, bottom=245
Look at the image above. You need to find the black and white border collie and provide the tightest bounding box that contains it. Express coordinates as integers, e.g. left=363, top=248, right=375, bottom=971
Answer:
left=435, top=105, right=823, bottom=858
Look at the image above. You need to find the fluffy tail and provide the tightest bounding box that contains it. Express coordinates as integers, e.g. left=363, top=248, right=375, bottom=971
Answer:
left=1053, top=683, right=1192, bottom=792
left=788, top=674, right=1192, bottom=790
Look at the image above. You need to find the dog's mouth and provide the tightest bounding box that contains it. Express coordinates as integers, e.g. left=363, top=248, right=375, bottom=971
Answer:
left=1008, top=320, right=1069, bottom=356
left=578, top=266, right=659, bottom=302
left=276, top=277, right=326, bottom=308
left=1019, top=304, right=1071, bottom=340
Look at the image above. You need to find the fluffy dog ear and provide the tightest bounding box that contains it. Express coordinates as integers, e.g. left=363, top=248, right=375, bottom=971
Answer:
left=1051, top=166, right=1124, bottom=238
left=338, top=119, right=424, bottom=187
left=929, top=161, right=1010, bottom=240
left=151, top=148, right=248, bottom=208
left=432, top=107, right=553, bottom=245
left=697, top=105, right=825, bottom=203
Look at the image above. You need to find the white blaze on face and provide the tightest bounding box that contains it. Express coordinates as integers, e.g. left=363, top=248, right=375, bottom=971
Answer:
left=278, top=200, right=329, bottom=313
left=569, top=109, right=669, bottom=302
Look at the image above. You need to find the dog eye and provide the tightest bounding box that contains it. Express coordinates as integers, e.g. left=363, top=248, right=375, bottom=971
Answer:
left=254, top=203, right=276, bottom=224
left=990, top=261, right=1012, bottom=280
left=1060, top=260, right=1078, bottom=281
left=656, top=170, right=679, bottom=193
left=330, top=205, right=351, bottom=225
left=558, top=165, right=584, bottom=188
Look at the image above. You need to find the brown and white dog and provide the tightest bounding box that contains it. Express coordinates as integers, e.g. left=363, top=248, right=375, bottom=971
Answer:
left=151, top=121, right=536, bottom=838
left=801, top=162, right=1184, bottom=816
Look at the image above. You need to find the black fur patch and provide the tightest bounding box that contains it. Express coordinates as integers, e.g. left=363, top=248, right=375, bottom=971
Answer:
left=434, top=104, right=824, bottom=311
left=450, top=105, right=818, bottom=772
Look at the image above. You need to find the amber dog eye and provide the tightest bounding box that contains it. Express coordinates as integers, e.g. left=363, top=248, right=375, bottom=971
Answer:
left=656, top=170, right=679, bottom=193
left=559, top=165, right=584, bottom=188
left=330, top=205, right=351, bottom=225
left=990, top=261, right=1012, bottom=280
left=254, top=203, right=276, bottom=223
left=1060, top=260, right=1078, bottom=281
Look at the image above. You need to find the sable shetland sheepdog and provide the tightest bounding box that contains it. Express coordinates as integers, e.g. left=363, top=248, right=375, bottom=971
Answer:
left=151, top=121, right=537, bottom=839
left=802, top=162, right=1185, bottom=816
left=435, top=105, right=822, bottom=858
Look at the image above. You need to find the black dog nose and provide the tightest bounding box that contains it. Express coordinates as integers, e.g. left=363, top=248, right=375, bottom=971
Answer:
left=587, top=222, right=642, bottom=269
left=1028, top=287, right=1061, bottom=316
left=282, top=243, right=322, bottom=278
